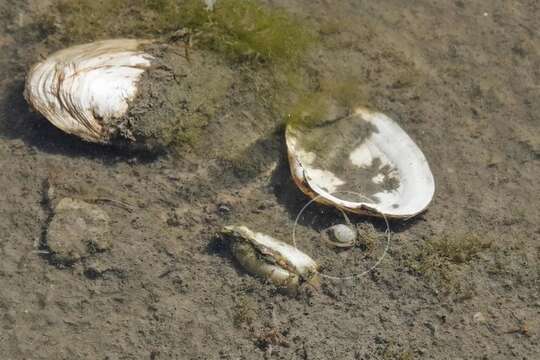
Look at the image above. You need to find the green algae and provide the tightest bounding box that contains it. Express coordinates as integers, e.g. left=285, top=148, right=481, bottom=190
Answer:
left=50, top=0, right=316, bottom=65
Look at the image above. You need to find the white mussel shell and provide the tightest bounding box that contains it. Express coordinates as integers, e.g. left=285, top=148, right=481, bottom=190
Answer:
left=222, top=225, right=320, bottom=291
left=286, top=107, right=435, bottom=218
left=24, top=39, right=154, bottom=143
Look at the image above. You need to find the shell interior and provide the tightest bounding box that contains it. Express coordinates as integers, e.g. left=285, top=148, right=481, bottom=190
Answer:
left=286, top=108, right=435, bottom=218
left=24, top=39, right=154, bottom=143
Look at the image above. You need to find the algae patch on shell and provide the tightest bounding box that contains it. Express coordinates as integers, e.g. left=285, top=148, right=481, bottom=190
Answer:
left=24, top=39, right=237, bottom=151
left=117, top=44, right=235, bottom=152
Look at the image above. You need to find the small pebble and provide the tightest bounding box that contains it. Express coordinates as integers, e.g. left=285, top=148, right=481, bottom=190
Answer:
left=473, top=312, right=486, bottom=323
left=46, top=198, right=111, bottom=264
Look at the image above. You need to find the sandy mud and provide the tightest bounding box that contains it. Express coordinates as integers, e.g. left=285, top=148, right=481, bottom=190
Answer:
left=0, top=0, right=539, bottom=359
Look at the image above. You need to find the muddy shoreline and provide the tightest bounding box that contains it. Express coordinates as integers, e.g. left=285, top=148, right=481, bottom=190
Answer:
left=1, top=1, right=539, bottom=359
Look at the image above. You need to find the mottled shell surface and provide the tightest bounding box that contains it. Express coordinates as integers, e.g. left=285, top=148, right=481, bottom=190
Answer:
left=24, top=39, right=154, bottom=143
left=286, top=108, right=435, bottom=218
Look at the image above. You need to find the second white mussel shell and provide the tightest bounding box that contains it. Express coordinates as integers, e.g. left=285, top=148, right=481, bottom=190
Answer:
left=222, top=225, right=320, bottom=293
left=286, top=107, right=435, bottom=218
left=24, top=39, right=154, bottom=143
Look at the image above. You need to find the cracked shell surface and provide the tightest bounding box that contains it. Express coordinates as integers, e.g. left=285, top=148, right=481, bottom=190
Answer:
left=222, top=225, right=320, bottom=291
left=286, top=108, right=435, bottom=218
left=24, top=39, right=154, bottom=143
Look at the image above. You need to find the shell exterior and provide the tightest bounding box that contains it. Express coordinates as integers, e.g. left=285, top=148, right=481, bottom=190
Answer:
left=286, top=107, right=435, bottom=218
left=24, top=39, right=154, bottom=143
left=323, top=224, right=357, bottom=247
left=222, top=225, right=319, bottom=291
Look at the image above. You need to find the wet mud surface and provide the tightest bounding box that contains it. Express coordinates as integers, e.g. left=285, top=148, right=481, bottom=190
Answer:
left=0, top=0, right=539, bottom=359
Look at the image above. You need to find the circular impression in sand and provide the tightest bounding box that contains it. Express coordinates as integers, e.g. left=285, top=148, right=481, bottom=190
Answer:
left=292, top=191, right=391, bottom=281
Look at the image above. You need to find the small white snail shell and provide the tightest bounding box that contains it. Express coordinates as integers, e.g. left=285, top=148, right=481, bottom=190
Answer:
left=322, top=224, right=357, bottom=248
left=24, top=39, right=154, bottom=143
